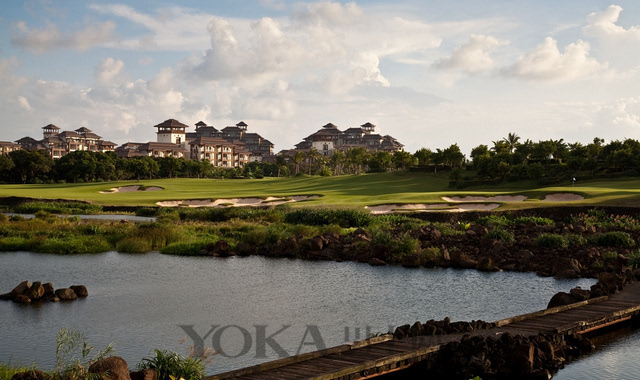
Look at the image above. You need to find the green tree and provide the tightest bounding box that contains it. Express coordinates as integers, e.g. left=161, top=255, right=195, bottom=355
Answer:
left=10, top=150, right=54, bottom=183
left=502, top=132, right=521, bottom=153
left=393, top=150, right=414, bottom=171
left=413, top=148, right=432, bottom=167
left=369, top=151, right=393, bottom=172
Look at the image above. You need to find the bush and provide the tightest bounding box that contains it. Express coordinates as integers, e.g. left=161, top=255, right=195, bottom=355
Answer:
left=116, top=237, right=152, bottom=253
left=536, top=234, right=567, bottom=248
left=589, top=231, right=636, bottom=248
left=284, top=208, right=371, bottom=228
left=475, top=215, right=508, bottom=226
left=34, top=236, right=111, bottom=254
left=0, top=361, right=35, bottom=380
left=15, top=201, right=103, bottom=215
left=0, top=236, right=32, bottom=251
left=138, top=349, right=208, bottom=380
left=601, top=250, right=618, bottom=262
left=512, top=216, right=554, bottom=226
left=629, top=250, right=640, bottom=269
left=486, top=227, right=514, bottom=242
left=160, top=241, right=212, bottom=256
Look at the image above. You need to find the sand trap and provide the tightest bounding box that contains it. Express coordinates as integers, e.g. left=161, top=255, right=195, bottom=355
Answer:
left=542, top=193, right=584, bottom=202
left=366, top=203, right=500, bottom=214
left=156, top=195, right=318, bottom=208
left=101, top=185, right=163, bottom=193
left=442, top=195, right=527, bottom=202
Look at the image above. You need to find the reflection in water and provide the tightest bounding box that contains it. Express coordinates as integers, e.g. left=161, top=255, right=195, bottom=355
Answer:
left=0, top=251, right=627, bottom=378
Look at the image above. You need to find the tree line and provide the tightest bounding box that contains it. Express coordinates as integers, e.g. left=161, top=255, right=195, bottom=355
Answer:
left=0, top=135, right=637, bottom=184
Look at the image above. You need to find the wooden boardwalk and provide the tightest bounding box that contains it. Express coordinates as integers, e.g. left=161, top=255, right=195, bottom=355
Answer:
left=205, top=282, right=640, bottom=380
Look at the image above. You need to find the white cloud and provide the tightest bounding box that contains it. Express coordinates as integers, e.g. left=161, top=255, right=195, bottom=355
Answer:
left=94, top=58, right=126, bottom=86
left=89, top=4, right=213, bottom=51
left=501, top=37, right=609, bottom=81
left=260, top=0, right=286, bottom=11
left=583, top=4, right=640, bottom=40
left=435, top=34, right=506, bottom=74
left=10, top=21, right=116, bottom=54
left=17, top=96, right=33, bottom=112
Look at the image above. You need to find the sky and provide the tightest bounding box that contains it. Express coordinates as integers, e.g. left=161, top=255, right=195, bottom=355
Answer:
left=1, top=0, right=640, bottom=155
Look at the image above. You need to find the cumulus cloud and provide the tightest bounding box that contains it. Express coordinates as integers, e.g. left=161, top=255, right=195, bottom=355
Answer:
left=90, top=4, right=213, bottom=51
left=94, top=58, right=126, bottom=86
left=583, top=5, right=640, bottom=40
left=10, top=21, right=116, bottom=53
left=435, top=34, right=506, bottom=74
left=501, top=37, right=609, bottom=81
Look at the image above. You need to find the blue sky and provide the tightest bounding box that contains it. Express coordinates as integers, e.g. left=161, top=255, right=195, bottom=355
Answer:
left=1, top=1, right=640, bottom=155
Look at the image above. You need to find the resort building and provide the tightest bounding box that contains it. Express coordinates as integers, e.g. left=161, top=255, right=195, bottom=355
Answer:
left=286, top=122, right=404, bottom=156
left=187, top=121, right=274, bottom=162
left=15, top=125, right=116, bottom=159
left=0, top=141, right=20, bottom=155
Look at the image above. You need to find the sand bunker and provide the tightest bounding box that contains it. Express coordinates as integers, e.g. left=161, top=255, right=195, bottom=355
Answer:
left=156, top=195, right=318, bottom=208
left=442, top=195, right=527, bottom=202
left=366, top=203, right=500, bottom=214
left=542, top=193, right=584, bottom=202
left=101, top=186, right=163, bottom=193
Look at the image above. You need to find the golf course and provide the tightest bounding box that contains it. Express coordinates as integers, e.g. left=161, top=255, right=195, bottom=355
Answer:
left=0, top=171, right=639, bottom=210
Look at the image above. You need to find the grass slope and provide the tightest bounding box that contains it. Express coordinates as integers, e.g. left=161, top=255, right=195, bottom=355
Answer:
left=0, top=172, right=640, bottom=209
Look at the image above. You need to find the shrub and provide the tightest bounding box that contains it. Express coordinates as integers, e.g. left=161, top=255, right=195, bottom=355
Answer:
left=284, top=208, right=371, bottom=228
left=422, top=247, right=442, bottom=264
left=55, top=327, right=114, bottom=380
left=15, top=201, right=103, bottom=215
left=160, top=241, right=212, bottom=256
left=589, top=231, right=636, bottom=248
left=138, top=349, right=208, bottom=380
left=475, top=215, right=508, bottom=226
left=536, top=234, right=568, bottom=248
left=0, top=361, right=35, bottom=380
left=629, top=250, right=640, bottom=269
left=116, top=237, right=152, bottom=253
left=486, top=227, right=514, bottom=242
left=565, top=234, right=587, bottom=246
left=34, top=236, right=111, bottom=254
left=0, top=236, right=31, bottom=251
left=512, top=216, right=554, bottom=226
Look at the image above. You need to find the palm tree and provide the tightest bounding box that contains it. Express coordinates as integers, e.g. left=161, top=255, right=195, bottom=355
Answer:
left=306, top=147, right=320, bottom=175
left=293, top=151, right=304, bottom=175
left=275, top=154, right=287, bottom=177
left=330, top=150, right=345, bottom=176
left=503, top=132, right=521, bottom=153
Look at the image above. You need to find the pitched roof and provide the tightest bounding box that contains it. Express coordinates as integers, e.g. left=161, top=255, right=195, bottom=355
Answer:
left=322, top=123, right=339, bottom=129
left=236, top=121, right=248, bottom=127
left=42, top=124, right=60, bottom=131
left=190, top=136, right=232, bottom=146
left=139, top=142, right=187, bottom=152
left=75, top=127, right=92, bottom=133
left=153, top=119, right=189, bottom=129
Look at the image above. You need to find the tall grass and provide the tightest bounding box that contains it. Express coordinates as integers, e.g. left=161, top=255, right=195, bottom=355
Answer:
left=14, top=202, right=103, bottom=215
left=0, top=361, right=36, bottom=380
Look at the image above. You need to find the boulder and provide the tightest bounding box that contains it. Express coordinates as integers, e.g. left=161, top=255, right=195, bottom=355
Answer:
left=27, top=282, right=45, bottom=300
left=42, top=282, right=54, bottom=297
left=553, top=258, right=581, bottom=276
left=89, top=356, right=131, bottom=380
left=129, top=369, right=157, bottom=380
left=70, top=285, right=88, bottom=298
left=11, top=281, right=31, bottom=296
left=510, top=344, right=535, bottom=373
left=10, top=370, right=52, bottom=380
left=0, top=292, right=13, bottom=300
left=55, top=288, right=78, bottom=301
left=401, top=255, right=420, bottom=268
left=307, top=236, right=324, bottom=251
left=478, top=257, right=500, bottom=272
left=13, top=294, right=31, bottom=304
left=211, top=240, right=233, bottom=257
left=547, top=292, right=576, bottom=308
left=569, top=287, right=590, bottom=301
left=369, top=258, right=386, bottom=266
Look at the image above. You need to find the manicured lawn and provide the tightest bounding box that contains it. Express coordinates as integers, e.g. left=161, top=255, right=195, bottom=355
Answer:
left=1, top=172, right=640, bottom=209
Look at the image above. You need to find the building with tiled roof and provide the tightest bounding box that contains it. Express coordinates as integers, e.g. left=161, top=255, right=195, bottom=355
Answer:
left=289, top=122, right=404, bottom=157
left=187, top=120, right=274, bottom=162
left=16, top=125, right=116, bottom=159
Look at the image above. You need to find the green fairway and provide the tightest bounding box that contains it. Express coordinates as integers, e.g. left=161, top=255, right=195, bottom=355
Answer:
left=1, top=172, right=640, bottom=209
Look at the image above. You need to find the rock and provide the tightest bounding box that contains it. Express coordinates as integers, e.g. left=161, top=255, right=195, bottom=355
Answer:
left=0, top=292, right=13, bottom=300
left=235, top=242, right=253, bottom=256
left=211, top=240, right=233, bottom=257
left=27, top=282, right=44, bottom=300
left=307, top=236, right=324, bottom=251
left=569, top=287, right=590, bottom=301
left=13, top=294, right=31, bottom=304
left=510, top=344, right=535, bottom=373
left=547, top=292, right=576, bottom=308
left=401, top=255, right=420, bottom=268
left=89, top=356, right=131, bottom=380
left=553, top=258, right=581, bottom=276
left=369, top=258, right=386, bottom=266
left=55, top=288, right=78, bottom=301
left=516, top=250, right=535, bottom=260
left=478, top=257, right=500, bottom=272
left=70, top=285, right=88, bottom=297
left=129, top=369, right=157, bottom=380
left=42, top=282, right=54, bottom=297
left=11, top=281, right=31, bottom=296
left=10, top=370, right=52, bottom=380
left=555, top=269, right=580, bottom=279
